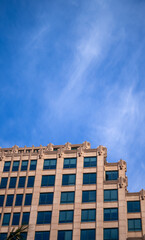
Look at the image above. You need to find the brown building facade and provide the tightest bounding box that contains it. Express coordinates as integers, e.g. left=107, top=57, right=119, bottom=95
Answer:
left=0, top=142, right=145, bottom=240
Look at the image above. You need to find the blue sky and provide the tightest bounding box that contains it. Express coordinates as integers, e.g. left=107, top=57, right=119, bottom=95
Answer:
left=0, top=0, right=145, bottom=192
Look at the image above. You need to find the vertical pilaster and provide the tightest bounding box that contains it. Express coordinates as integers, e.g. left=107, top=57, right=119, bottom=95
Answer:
left=140, top=190, right=145, bottom=237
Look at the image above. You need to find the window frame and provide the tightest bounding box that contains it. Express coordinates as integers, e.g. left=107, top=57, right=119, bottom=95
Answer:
left=104, top=208, right=118, bottom=221
left=63, top=158, right=77, bottom=169
left=106, top=171, right=118, bottom=181
left=43, top=159, right=57, bottom=170
left=84, top=157, right=97, bottom=168
left=128, top=219, right=142, bottom=232
left=81, top=209, right=96, bottom=222
left=60, top=191, right=75, bottom=204
left=39, top=193, right=53, bottom=205
left=82, top=190, right=96, bottom=203
left=3, top=161, right=11, bottom=172
left=62, top=174, right=76, bottom=186
left=104, top=189, right=118, bottom=202
left=59, top=210, right=74, bottom=223
left=83, top=173, right=96, bottom=185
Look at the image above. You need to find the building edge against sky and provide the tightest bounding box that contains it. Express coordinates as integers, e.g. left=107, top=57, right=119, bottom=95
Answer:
left=0, top=141, right=145, bottom=240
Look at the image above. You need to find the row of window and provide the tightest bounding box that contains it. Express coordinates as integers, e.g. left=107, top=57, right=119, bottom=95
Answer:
left=0, top=176, right=35, bottom=189
left=0, top=193, right=32, bottom=207
left=0, top=212, right=30, bottom=226
left=3, top=157, right=97, bottom=173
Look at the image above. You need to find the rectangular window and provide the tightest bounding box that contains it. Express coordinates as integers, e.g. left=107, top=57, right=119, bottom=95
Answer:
left=24, top=194, right=32, bottom=206
left=128, top=219, right=142, bottom=231
left=20, top=233, right=27, bottom=240
left=63, top=158, right=77, bottom=169
left=18, top=176, right=26, bottom=188
left=41, top=175, right=55, bottom=187
left=104, top=208, right=118, bottom=221
left=83, top=173, right=96, bottom=185
left=22, top=212, right=30, bottom=225
left=59, top=210, right=74, bottom=223
left=82, top=190, right=96, bottom=203
left=58, top=230, right=72, bottom=240
left=104, top=228, right=118, bottom=240
left=39, top=193, right=53, bottom=205
left=15, top=194, right=23, bottom=206
left=21, top=160, right=28, bottom=171
left=6, top=194, right=14, bottom=207
left=81, top=209, right=96, bottom=222
left=62, top=174, right=76, bottom=186
left=30, top=160, right=37, bottom=170
left=0, top=177, right=8, bottom=189
left=81, top=229, right=95, bottom=240
left=104, top=189, right=118, bottom=202
left=9, top=177, right=17, bottom=189
left=3, top=161, right=11, bottom=172
left=35, top=231, right=50, bottom=240
left=84, top=157, right=97, bottom=168
left=37, top=211, right=52, bottom=224
left=106, top=171, right=118, bottom=181
left=60, top=192, right=75, bottom=204
left=0, top=195, right=5, bottom=207
left=43, top=159, right=57, bottom=170
left=12, top=213, right=20, bottom=225
left=12, top=161, right=19, bottom=171
left=27, top=176, right=35, bottom=188
left=2, top=213, right=11, bottom=226
left=0, top=233, right=7, bottom=240
left=127, top=201, right=140, bottom=213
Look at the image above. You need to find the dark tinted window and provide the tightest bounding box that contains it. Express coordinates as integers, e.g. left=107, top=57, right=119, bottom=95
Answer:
left=61, top=192, right=75, bottom=204
left=21, top=160, right=28, bottom=171
left=127, top=201, right=140, bottom=213
left=12, top=213, right=20, bottom=225
left=62, top=174, right=76, bottom=186
left=81, top=229, right=95, bottom=240
left=81, top=209, right=96, bottom=222
left=20, top=232, right=27, bottom=240
left=24, top=194, right=32, bottom=206
left=63, top=158, right=76, bottom=169
left=83, top=173, right=96, bottom=184
left=43, top=159, right=57, bottom=170
left=12, top=161, right=19, bottom=171
left=30, top=160, right=37, bottom=170
left=58, top=230, right=72, bottom=240
left=22, top=212, right=30, bottom=225
left=0, top=177, right=8, bottom=189
left=59, top=210, right=74, bottom=223
left=2, top=213, right=10, bottom=226
left=104, top=190, right=118, bottom=202
left=35, top=231, right=50, bottom=240
left=39, top=193, right=53, bottom=205
left=0, top=233, right=7, bottom=240
left=128, top=219, right=142, bottom=231
left=0, top=195, right=5, bottom=207
left=15, top=194, right=23, bottom=206
left=3, top=161, right=11, bottom=172
left=104, top=228, right=118, bottom=240
left=9, top=177, right=17, bottom=189
left=82, top=190, right=96, bottom=203
left=106, top=171, right=118, bottom=181
left=27, top=176, right=35, bottom=188
left=18, top=176, right=26, bottom=188
left=84, top=157, right=97, bottom=168
left=41, top=175, right=55, bottom=187
left=6, top=195, right=14, bottom=207
left=37, top=211, right=52, bottom=224
left=104, top=208, right=118, bottom=221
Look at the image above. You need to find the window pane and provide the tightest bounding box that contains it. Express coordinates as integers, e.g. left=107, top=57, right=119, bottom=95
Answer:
left=104, top=228, right=118, bottom=240
left=22, top=212, right=30, bottom=225
left=24, top=194, right=32, bottom=206
left=84, top=157, right=97, bottom=168
left=18, top=177, right=26, bottom=188
left=21, top=232, right=27, bottom=240
left=15, top=194, right=23, bottom=206
left=2, top=213, right=11, bottom=226
left=104, top=208, right=118, bottom=221
left=3, top=161, right=11, bottom=172
left=43, top=159, right=57, bottom=170
left=6, top=195, right=14, bottom=207
left=0, top=177, right=8, bottom=189
left=127, top=201, right=140, bottom=213
left=41, top=175, right=55, bottom=187
left=27, top=176, right=35, bottom=188
left=0, top=195, right=5, bottom=207
left=106, top=171, right=118, bottom=181
left=128, top=219, right=142, bottom=231
left=12, top=213, right=20, bottom=225
left=0, top=233, right=7, bottom=240
left=81, top=229, right=95, bottom=240
left=104, top=190, right=118, bottom=202
left=39, top=193, right=53, bottom=205
left=62, top=174, right=76, bottom=186
left=12, top=161, right=19, bottom=171
left=58, top=230, right=72, bottom=240
left=61, top=192, right=75, bottom=204
left=64, top=158, right=77, bottom=168
left=59, top=210, right=74, bottom=223
left=35, top=231, right=50, bottom=240
left=21, top=160, right=28, bottom=171
left=30, top=160, right=37, bottom=170
left=37, top=211, right=52, bottom=224
left=81, top=209, right=96, bottom=222
left=83, top=173, right=96, bottom=184
left=82, top=191, right=96, bottom=203
left=9, top=177, right=17, bottom=188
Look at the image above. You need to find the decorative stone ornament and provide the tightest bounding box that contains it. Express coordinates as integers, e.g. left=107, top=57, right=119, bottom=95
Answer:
left=82, top=141, right=91, bottom=149
left=140, top=189, right=145, bottom=200
left=12, top=145, right=19, bottom=153
left=77, top=146, right=84, bottom=157
left=64, top=142, right=71, bottom=150
left=57, top=147, right=64, bottom=158
left=96, top=145, right=107, bottom=157
left=118, top=159, right=127, bottom=171
left=46, top=143, right=54, bottom=151
left=118, top=176, right=128, bottom=188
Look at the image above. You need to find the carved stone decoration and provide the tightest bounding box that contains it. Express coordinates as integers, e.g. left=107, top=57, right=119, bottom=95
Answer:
left=82, top=141, right=91, bottom=149
left=46, top=143, right=54, bottom=151
left=77, top=146, right=84, bottom=157
left=12, top=145, right=19, bottom=153
left=64, top=142, right=71, bottom=150
left=118, top=159, right=127, bottom=171
left=140, top=189, right=145, bottom=200
left=96, top=145, right=107, bottom=157
left=57, top=147, right=64, bottom=158
left=118, top=176, right=128, bottom=188
left=39, top=147, right=44, bottom=159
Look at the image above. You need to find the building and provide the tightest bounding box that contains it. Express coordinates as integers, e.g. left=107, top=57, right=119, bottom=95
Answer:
left=0, top=142, right=145, bottom=240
